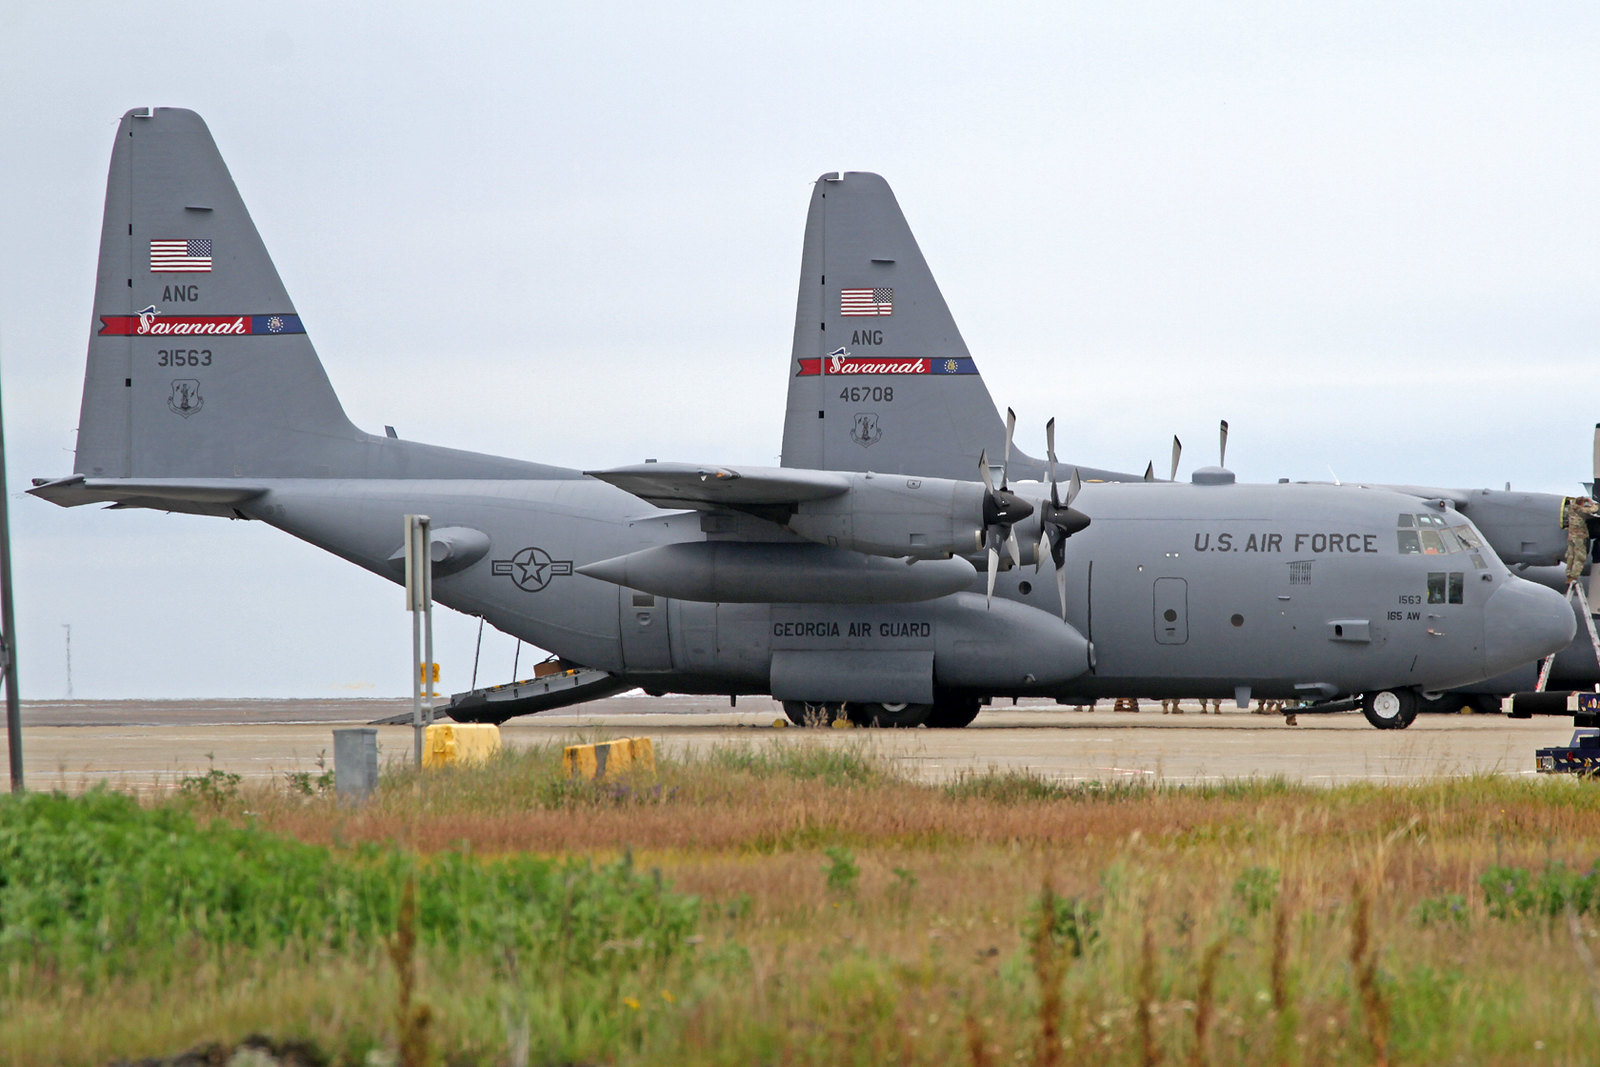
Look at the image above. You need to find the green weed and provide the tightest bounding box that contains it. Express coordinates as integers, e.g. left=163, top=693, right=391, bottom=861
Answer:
left=1480, top=860, right=1600, bottom=919
left=822, top=846, right=860, bottom=896
left=178, top=763, right=241, bottom=810
left=1231, top=866, right=1279, bottom=918
left=1023, top=889, right=1100, bottom=959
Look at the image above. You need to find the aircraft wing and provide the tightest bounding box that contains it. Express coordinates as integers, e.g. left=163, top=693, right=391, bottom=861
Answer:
left=585, top=463, right=850, bottom=512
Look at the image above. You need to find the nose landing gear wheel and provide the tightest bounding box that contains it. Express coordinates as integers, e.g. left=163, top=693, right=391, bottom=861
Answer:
left=1361, top=688, right=1419, bottom=730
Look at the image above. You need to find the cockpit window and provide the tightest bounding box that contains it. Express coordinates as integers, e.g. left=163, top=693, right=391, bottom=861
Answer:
left=1397, top=513, right=1487, bottom=557
left=1427, top=571, right=1465, bottom=604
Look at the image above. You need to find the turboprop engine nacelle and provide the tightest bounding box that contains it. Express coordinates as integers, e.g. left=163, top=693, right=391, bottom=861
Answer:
left=786, top=472, right=989, bottom=559
left=585, top=462, right=1020, bottom=562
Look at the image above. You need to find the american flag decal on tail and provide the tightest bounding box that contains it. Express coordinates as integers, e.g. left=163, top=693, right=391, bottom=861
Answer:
left=840, top=287, right=892, bottom=316
left=150, top=239, right=213, bottom=273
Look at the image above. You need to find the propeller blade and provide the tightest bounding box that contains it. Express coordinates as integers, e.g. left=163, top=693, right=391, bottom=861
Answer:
left=978, top=448, right=995, bottom=494
left=1002, top=408, right=1016, bottom=487
left=1045, top=417, right=1058, bottom=489
left=1219, top=419, right=1229, bottom=469
left=1007, top=526, right=1022, bottom=570
left=1143, top=461, right=1154, bottom=483
left=1066, top=467, right=1082, bottom=507
left=1035, top=528, right=1049, bottom=574
left=985, top=545, right=999, bottom=609
left=1170, top=436, right=1182, bottom=482
left=1055, top=554, right=1068, bottom=620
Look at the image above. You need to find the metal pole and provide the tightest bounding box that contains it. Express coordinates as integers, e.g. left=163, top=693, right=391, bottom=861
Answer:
left=421, top=516, right=434, bottom=728
left=0, top=360, right=21, bottom=793
left=471, top=615, right=484, bottom=690
left=405, top=514, right=431, bottom=768
left=411, top=591, right=423, bottom=765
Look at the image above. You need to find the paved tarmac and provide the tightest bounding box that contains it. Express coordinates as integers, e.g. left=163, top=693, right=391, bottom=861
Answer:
left=8, top=695, right=1585, bottom=793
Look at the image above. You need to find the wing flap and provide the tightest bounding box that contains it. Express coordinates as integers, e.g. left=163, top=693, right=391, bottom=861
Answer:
left=585, top=463, right=850, bottom=511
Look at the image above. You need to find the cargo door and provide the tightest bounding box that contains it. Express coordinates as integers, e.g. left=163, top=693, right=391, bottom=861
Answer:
left=619, top=588, right=672, bottom=670
left=1153, top=577, right=1188, bottom=645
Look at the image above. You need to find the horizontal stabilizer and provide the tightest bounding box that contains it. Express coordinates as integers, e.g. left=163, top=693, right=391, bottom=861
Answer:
left=29, top=475, right=266, bottom=516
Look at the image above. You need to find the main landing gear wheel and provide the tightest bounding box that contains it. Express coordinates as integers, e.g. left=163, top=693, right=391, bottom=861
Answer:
left=1361, top=688, right=1419, bottom=730
left=782, top=701, right=842, bottom=727
left=847, top=702, right=933, bottom=728
left=925, top=693, right=982, bottom=729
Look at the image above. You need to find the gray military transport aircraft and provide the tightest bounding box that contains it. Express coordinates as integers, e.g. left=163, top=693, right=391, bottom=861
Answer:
left=30, top=109, right=1577, bottom=729
left=782, top=170, right=1600, bottom=715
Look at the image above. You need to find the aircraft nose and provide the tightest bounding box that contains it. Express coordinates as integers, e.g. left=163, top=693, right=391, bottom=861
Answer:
left=1483, top=578, right=1576, bottom=675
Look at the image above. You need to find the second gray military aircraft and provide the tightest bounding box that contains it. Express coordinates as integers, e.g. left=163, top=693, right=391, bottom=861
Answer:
left=780, top=170, right=1600, bottom=717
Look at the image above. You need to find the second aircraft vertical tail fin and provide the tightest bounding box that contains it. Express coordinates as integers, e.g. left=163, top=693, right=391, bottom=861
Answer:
left=780, top=172, right=1015, bottom=481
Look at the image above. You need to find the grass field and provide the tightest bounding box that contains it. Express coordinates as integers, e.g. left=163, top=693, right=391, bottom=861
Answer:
left=4, top=739, right=1600, bottom=1065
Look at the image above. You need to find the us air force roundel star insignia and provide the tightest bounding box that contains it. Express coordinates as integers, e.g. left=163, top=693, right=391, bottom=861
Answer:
left=490, top=546, right=574, bottom=592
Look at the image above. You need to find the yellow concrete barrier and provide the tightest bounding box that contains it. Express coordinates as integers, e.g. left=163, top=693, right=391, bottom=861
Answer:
left=562, top=737, right=656, bottom=780
left=423, top=723, right=502, bottom=768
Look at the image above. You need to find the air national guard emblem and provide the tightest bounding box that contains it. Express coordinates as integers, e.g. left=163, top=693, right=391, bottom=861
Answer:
left=851, top=412, right=882, bottom=447
left=168, top=379, right=203, bottom=418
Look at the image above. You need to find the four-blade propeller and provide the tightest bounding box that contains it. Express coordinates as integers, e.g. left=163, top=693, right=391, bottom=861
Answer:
left=977, top=409, right=1034, bottom=608
left=1032, top=417, right=1090, bottom=618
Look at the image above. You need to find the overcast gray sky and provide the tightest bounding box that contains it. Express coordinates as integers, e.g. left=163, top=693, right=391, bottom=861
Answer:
left=3, top=3, right=1597, bottom=698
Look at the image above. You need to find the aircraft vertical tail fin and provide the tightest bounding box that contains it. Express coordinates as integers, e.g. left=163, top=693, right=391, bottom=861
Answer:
left=780, top=172, right=1146, bottom=486
left=780, top=172, right=1018, bottom=481
left=73, top=107, right=365, bottom=480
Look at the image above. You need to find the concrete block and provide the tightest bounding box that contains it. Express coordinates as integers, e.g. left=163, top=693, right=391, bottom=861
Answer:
left=423, top=723, right=502, bottom=768
left=333, top=727, right=378, bottom=801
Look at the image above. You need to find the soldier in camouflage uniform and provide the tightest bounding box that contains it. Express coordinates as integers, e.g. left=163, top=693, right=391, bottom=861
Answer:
left=1564, top=497, right=1598, bottom=586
